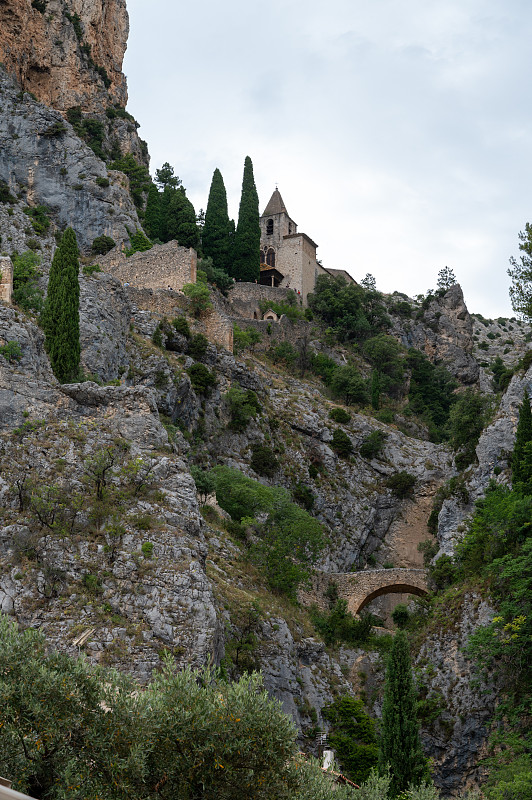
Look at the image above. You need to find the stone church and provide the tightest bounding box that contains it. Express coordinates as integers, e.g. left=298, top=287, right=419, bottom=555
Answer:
left=259, top=189, right=354, bottom=304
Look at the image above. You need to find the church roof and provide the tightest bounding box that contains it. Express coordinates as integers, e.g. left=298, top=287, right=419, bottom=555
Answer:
left=262, top=188, right=287, bottom=217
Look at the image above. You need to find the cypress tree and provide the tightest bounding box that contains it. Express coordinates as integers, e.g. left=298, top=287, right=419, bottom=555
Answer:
left=512, top=387, right=532, bottom=483
left=378, top=630, right=428, bottom=797
left=232, top=156, right=260, bottom=282
left=202, top=168, right=232, bottom=272
left=42, top=227, right=80, bottom=383
left=144, top=183, right=162, bottom=241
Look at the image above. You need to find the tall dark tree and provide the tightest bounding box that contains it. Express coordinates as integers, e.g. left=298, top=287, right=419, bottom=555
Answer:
left=144, top=183, right=162, bottom=241
left=378, top=630, right=428, bottom=797
left=202, top=168, right=232, bottom=272
left=232, top=156, right=260, bottom=282
left=165, top=187, right=200, bottom=250
left=42, top=227, right=80, bottom=383
left=512, top=388, right=532, bottom=484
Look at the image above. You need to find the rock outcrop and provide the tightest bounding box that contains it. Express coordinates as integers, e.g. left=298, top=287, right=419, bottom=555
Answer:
left=0, top=68, right=141, bottom=251
left=0, top=0, right=129, bottom=113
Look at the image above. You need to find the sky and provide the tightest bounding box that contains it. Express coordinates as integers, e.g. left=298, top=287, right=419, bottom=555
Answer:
left=123, top=0, right=532, bottom=318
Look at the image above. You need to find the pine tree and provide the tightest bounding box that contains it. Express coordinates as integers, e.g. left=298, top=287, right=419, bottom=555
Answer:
left=202, top=168, right=232, bottom=272
left=144, top=183, right=162, bottom=241
left=232, top=156, right=260, bottom=282
left=42, top=227, right=80, bottom=383
left=165, top=187, right=199, bottom=250
left=378, top=630, right=428, bottom=797
left=512, top=388, right=532, bottom=483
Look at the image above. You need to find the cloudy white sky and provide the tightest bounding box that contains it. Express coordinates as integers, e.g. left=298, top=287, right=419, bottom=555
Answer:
left=123, top=0, right=532, bottom=318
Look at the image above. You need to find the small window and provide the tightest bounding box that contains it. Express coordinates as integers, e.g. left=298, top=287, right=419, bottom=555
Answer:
left=267, top=248, right=275, bottom=268
left=266, top=219, right=273, bottom=235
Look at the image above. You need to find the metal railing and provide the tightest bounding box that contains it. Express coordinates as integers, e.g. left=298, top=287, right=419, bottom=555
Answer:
left=0, top=779, right=37, bottom=800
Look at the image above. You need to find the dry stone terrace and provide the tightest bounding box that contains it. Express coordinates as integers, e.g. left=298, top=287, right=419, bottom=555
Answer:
left=302, top=568, right=429, bottom=616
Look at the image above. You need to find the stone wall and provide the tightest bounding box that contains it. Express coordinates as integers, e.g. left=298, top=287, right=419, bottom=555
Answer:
left=126, top=286, right=233, bottom=353
left=97, top=241, right=197, bottom=292
left=231, top=315, right=314, bottom=355
left=0, top=257, right=13, bottom=304
left=228, top=282, right=300, bottom=319
left=299, top=568, right=428, bottom=615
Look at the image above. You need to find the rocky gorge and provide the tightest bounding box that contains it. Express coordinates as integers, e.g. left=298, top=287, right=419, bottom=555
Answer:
left=0, top=2, right=531, bottom=797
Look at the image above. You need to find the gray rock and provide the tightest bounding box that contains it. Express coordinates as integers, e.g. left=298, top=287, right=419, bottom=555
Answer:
left=0, top=68, right=140, bottom=252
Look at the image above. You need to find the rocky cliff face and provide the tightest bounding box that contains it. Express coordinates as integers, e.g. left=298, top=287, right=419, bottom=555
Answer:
left=0, top=0, right=129, bottom=113
left=0, top=68, right=141, bottom=251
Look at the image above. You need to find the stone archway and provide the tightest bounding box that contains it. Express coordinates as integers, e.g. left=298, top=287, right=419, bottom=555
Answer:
left=302, top=569, right=429, bottom=617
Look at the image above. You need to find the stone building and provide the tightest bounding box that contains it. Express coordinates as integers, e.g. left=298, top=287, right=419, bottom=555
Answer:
left=96, top=240, right=196, bottom=293
left=259, top=189, right=330, bottom=304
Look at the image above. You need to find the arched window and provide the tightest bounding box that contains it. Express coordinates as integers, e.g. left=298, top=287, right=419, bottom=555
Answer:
left=266, top=248, right=275, bottom=268
left=266, top=219, right=273, bottom=235
left=260, top=249, right=266, bottom=264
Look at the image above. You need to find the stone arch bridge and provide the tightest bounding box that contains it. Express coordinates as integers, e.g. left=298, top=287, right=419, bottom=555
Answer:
left=305, top=569, right=429, bottom=616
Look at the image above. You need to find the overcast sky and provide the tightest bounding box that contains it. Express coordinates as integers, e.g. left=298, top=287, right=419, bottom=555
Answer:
left=123, top=0, right=532, bottom=318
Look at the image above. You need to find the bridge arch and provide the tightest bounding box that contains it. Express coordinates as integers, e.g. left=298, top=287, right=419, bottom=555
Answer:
left=349, top=581, right=428, bottom=616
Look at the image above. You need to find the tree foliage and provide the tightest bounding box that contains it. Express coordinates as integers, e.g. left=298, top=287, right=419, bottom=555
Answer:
left=512, top=388, right=532, bottom=485
left=436, top=266, right=457, bottom=291
left=448, top=389, right=492, bottom=469
left=42, top=227, right=80, bottom=383
left=232, top=156, right=260, bottom=282
left=212, top=467, right=324, bottom=597
left=11, top=250, right=43, bottom=312
left=378, top=631, right=429, bottom=797
left=308, top=275, right=389, bottom=343
left=203, top=168, right=233, bottom=273
left=322, top=695, right=378, bottom=784
left=508, top=222, right=532, bottom=319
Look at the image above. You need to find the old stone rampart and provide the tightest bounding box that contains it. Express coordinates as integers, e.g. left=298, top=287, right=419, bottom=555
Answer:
left=300, top=568, right=428, bottom=616
left=97, top=241, right=196, bottom=293
left=126, top=286, right=233, bottom=352
left=228, top=282, right=302, bottom=319
left=0, top=257, right=13, bottom=304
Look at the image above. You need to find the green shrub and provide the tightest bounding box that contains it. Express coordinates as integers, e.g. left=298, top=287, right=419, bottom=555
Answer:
left=95, top=177, right=110, bottom=188
left=387, top=471, right=416, bottom=498
left=292, top=483, right=314, bottom=510
left=225, top=385, right=261, bottom=431
left=23, top=205, right=50, bottom=236
left=269, top=341, right=297, bottom=368
left=187, top=363, right=216, bottom=395
left=190, top=466, right=216, bottom=503
left=250, top=443, right=278, bottom=478
left=321, top=695, right=378, bottom=783
left=11, top=250, right=43, bottom=312
left=0, top=341, right=23, bottom=363
left=110, top=155, right=151, bottom=207
left=187, top=333, right=209, bottom=361
left=0, top=179, right=16, bottom=204
left=331, top=428, right=353, bottom=457
left=141, top=541, right=154, bottom=558
left=182, top=283, right=212, bottom=317
left=213, top=466, right=324, bottom=598
left=391, top=603, right=410, bottom=628
left=151, top=324, right=163, bottom=348
left=82, top=264, right=103, bottom=276
left=125, top=229, right=152, bottom=256
left=311, top=599, right=373, bottom=646
left=91, top=235, right=115, bottom=255
left=172, top=316, right=191, bottom=338
left=359, top=430, right=387, bottom=459
left=328, top=407, right=351, bottom=423
left=448, top=389, right=493, bottom=468
left=234, top=324, right=261, bottom=354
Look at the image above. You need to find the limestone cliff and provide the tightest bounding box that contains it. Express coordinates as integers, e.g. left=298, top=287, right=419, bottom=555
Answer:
left=0, top=0, right=129, bottom=113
